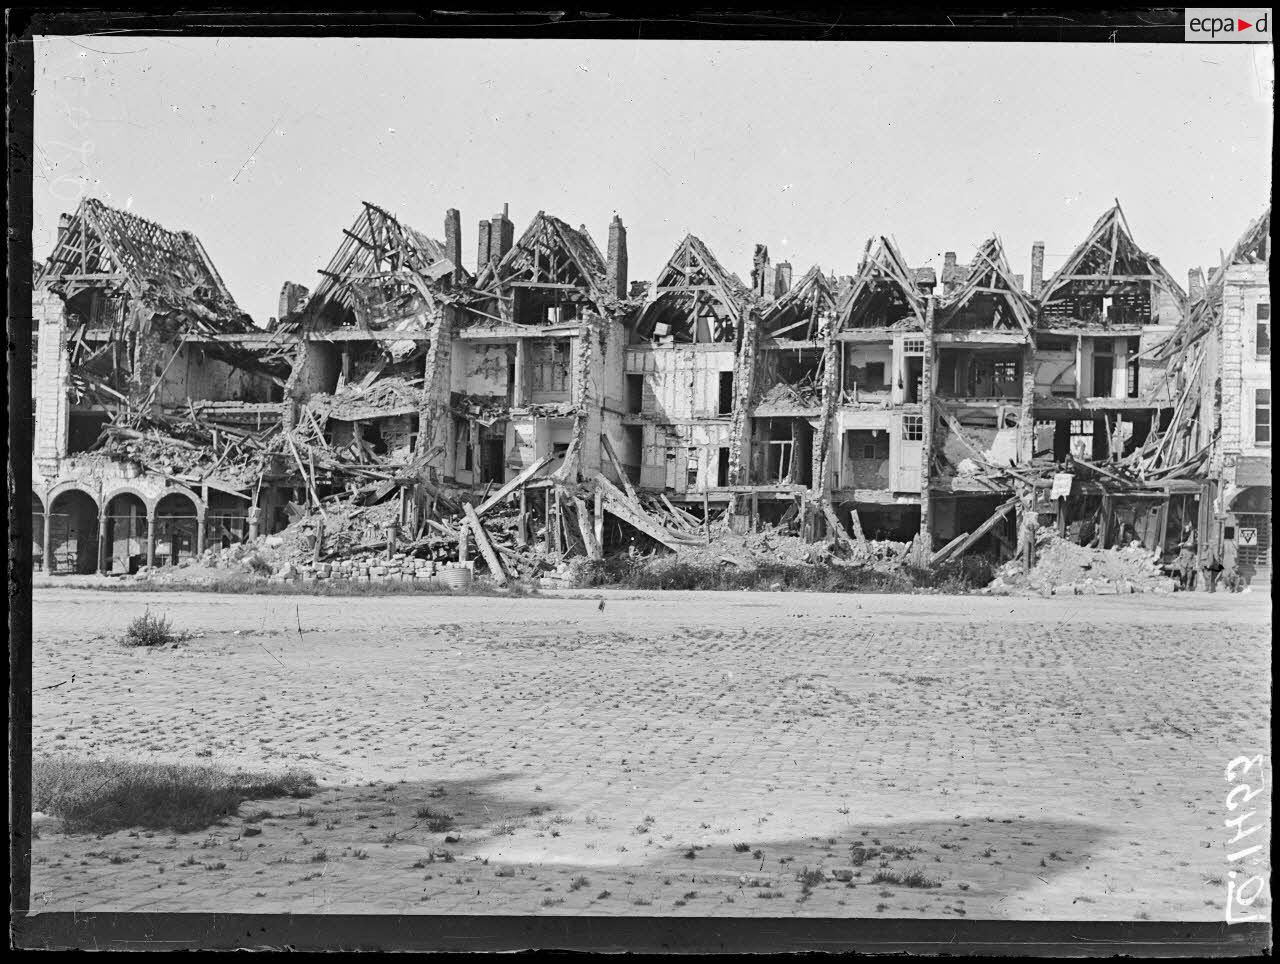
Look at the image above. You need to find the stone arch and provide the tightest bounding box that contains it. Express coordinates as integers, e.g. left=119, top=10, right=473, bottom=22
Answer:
left=101, top=484, right=155, bottom=514
left=1230, top=486, right=1271, bottom=514
left=47, top=481, right=100, bottom=510
left=154, top=490, right=202, bottom=566
left=103, top=490, right=150, bottom=575
left=47, top=487, right=100, bottom=574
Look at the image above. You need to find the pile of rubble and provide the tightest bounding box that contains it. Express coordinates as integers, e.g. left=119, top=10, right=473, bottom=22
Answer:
left=986, top=527, right=1177, bottom=596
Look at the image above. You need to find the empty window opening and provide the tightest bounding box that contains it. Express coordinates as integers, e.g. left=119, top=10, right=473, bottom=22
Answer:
left=718, top=371, right=735, bottom=415
left=626, top=373, right=644, bottom=414
left=717, top=447, right=730, bottom=487
left=1257, top=389, right=1271, bottom=446
left=1258, top=303, right=1271, bottom=357
left=686, top=447, right=700, bottom=488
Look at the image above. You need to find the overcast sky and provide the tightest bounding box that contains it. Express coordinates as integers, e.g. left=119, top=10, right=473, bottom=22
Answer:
left=34, top=37, right=1273, bottom=325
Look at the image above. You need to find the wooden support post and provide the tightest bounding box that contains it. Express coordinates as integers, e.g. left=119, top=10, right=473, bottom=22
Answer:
left=821, top=503, right=853, bottom=548
left=553, top=488, right=564, bottom=554
left=145, top=514, right=156, bottom=569
left=543, top=489, right=552, bottom=552
left=1099, top=492, right=1113, bottom=549
left=919, top=295, right=935, bottom=547
left=848, top=507, right=866, bottom=542
left=1056, top=497, right=1067, bottom=538
left=458, top=516, right=469, bottom=562
left=573, top=496, right=603, bottom=561
left=313, top=516, right=325, bottom=566
left=463, top=503, right=507, bottom=585
left=703, top=489, right=710, bottom=544
left=43, top=508, right=53, bottom=575
left=96, top=514, right=108, bottom=575
left=594, top=487, right=604, bottom=549
left=750, top=490, right=759, bottom=532
left=517, top=488, right=528, bottom=547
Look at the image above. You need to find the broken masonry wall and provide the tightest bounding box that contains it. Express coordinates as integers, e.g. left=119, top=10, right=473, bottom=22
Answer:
left=417, top=305, right=455, bottom=464
left=33, top=287, right=71, bottom=463
left=282, top=339, right=340, bottom=430
left=623, top=343, right=738, bottom=421
left=810, top=327, right=840, bottom=497
left=574, top=317, right=602, bottom=477
left=455, top=341, right=514, bottom=400
left=152, top=344, right=276, bottom=407
left=727, top=306, right=761, bottom=485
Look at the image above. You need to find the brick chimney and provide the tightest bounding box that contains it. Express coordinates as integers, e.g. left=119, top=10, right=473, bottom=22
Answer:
left=1013, top=273, right=1025, bottom=292
left=775, top=261, right=792, bottom=297
left=444, top=208, right=461, bottom=279
left=490, top=203, right=514, bottom=264
left=942, top=252, right=958, bottom=294
left=477, top=219, right=492, bottom=271
left=606, top=213, right=628, bottom=299
left=752, top=244, right=771, bottom=297
left=1188, top=267, right=1205, bottom=299
left=1030, top=241, right=1045, bottom=297
left=56, top=212, right=73, bottom=247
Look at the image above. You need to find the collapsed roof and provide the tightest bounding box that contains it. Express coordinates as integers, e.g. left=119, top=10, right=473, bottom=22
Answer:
left=760, top=264, right=839, bottom=341
left=284, top=201, right=463, bottom=332
left=1038, top=203, right=1187, bottom=329
left=633, top=234, right=748, bottom=343
left=833, top=237, right=926, bottom=330
left=40, top=197, right=253, bottom=334
left=936, top=237, right=1036, bottom=337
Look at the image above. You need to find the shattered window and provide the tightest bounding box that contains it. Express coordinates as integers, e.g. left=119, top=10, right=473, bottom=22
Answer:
left=902, top=415, right=923, bottom=441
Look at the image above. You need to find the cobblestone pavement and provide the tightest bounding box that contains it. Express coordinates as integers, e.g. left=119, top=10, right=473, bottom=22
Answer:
left=29, top=587, right=1271, bottom=919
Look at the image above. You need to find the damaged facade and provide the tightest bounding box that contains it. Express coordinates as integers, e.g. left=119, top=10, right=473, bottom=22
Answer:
left=31, top=197, right=1270, bottom=588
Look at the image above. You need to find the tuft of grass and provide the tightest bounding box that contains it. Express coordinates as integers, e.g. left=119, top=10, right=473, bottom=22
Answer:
left=870, top=868, right=940, bottom=889
left=733, top=842, right=751, bottom=853
left=121, top=609, right=185, bottom=648
left=414, top=806, right=454, bottom=832
left=569, top=875, right=589, bottom=892
left=33, top=754, right=315, bottom=834
left=796, top=866, right=825, bottom=889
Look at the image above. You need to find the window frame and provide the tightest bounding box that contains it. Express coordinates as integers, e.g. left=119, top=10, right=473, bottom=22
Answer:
left=1255, top=388, right=1271, bottom=447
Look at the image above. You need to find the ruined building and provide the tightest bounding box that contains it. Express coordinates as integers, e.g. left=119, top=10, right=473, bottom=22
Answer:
left=29, top=196, right=1271, bottom=586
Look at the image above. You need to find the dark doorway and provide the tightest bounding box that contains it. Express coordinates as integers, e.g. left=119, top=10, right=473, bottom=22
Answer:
left=480, top=437, right=506, bottom=484
left=717, top=447, right=731, bottom=487
left=1092, top=352, right=1113, bottom=397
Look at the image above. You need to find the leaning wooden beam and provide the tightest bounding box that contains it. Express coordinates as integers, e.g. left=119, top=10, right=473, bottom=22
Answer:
left=930, top=497, right=1017, bottom=567
left=572, top=495, right=603, bottom=561
left=929, top=531, right=970, bottom=568
left=848, top=508, right=867, bottom=542
left=595, top=480, right=692, bottom=552
left=599, top=433, right=640, bottom=502
left=463, top=503, right=507, bottom=585
left=475, top=454, right=554, bottom=518
left=821, top=503, right=854, bottom=548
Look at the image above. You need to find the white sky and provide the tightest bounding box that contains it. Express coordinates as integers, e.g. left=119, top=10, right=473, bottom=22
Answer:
left=34, top=37, right=1273, bottom=324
